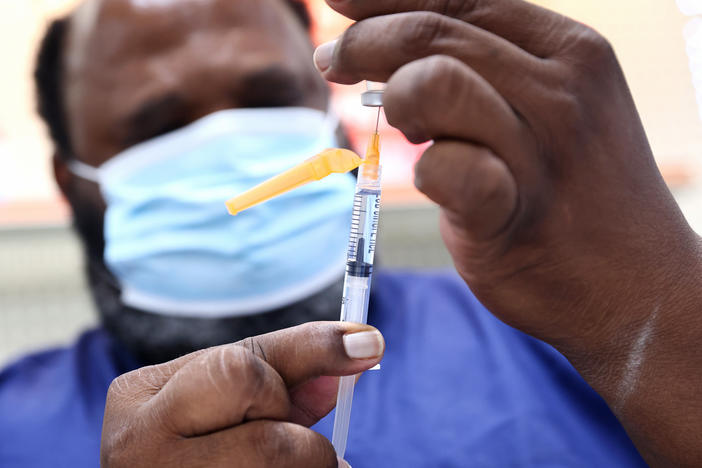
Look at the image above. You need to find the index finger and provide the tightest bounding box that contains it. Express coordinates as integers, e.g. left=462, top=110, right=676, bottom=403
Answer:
left=324, top=0, right=574, bottom=58
left=137, top=322, right=384, bottom=437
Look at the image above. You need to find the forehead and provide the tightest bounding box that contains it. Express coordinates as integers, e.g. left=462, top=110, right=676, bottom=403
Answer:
left=67, top=0, right=310, bottom=87
left=64, top=0, right=318, bottom=162
left=73, top=0, right=297, bottom=60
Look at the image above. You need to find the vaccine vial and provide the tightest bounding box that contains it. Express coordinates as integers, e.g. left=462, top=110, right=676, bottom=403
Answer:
left=361, top=81, right=385, bottom=107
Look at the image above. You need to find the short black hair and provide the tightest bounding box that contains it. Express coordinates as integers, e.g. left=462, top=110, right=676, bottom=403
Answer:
left=34, top=0, right=312, bottom=161
left=287, top=0, right=311, bottom=30
left=35, top=17, right=72, bottom=159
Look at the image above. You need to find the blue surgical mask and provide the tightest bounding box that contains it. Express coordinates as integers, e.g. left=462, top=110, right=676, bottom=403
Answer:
left=68, top=107, right=355, bottom=318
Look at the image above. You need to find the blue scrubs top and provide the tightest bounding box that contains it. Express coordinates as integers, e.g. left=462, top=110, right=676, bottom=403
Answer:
left=0, top=271, right=646, bottom=467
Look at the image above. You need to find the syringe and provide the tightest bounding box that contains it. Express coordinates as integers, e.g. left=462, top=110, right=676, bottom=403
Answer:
left=223, top=83, right=384, bottom=459
left=331, top=101, right=383, bottom=458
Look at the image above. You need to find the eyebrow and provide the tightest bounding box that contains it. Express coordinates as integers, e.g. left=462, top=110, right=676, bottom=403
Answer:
left=121, top=93, right=188, bottom=147
left=237, top=65, right=306, bottom=108
left=118, top=66, right=308, bottom=147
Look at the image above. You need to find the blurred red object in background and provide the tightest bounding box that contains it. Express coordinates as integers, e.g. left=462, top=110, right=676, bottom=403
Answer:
left=305, top=0, right=430, bottom=205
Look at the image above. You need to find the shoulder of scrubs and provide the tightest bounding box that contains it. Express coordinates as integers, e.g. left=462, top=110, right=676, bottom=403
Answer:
left=313, top=269, right=647, bottom=468
left=0, top=328, right=137, bottom=468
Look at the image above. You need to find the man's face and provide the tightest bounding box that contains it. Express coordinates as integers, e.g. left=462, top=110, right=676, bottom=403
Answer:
left=65, top=0, right=327, bottom=167
left=57, top=0, right=340, bottom=364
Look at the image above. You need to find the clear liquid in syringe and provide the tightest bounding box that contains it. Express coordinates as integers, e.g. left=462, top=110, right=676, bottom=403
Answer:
left=340, top=188, right=380, bottom=324
left=346, top=188, right=381, bottom=272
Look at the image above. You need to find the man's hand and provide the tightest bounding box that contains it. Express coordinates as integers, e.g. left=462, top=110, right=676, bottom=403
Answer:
left=315, top=1, right=702, bottom=466
left=101, top=322, right=383, bottom=467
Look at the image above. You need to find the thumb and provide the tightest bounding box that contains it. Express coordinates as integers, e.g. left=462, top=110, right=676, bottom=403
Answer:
left=237, top=321, right=384, bottom=388
left=236, top=322, right=385, bottom=425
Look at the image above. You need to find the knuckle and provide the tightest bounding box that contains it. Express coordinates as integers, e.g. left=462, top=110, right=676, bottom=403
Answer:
left=386, top=56, right=455, bottom=128
left=419, top=55, right=457, bottom=83
left=257, top=424, right=335, bottom=468
left=546, top=27, right=615, bottom=129
left=217, top=345, right=267, bottom=395
left=562, top=25, right=616, bottom=71
left=101, top=437, right=136, bottom=468
left=101, top=412, right=142, bottom=467
left=430, top=56, right=472, bottom=105
left=468, top=156, right=510, bottom=205
left=106, top=374, right=126, bottom=401
left=110, top=364, right=165, bottom=400
left=101, top=426, right=158, bottom=468
left=105, top=376, right=128, bottom=413
left=577, top=26, right=614, bottom=58
left=387, top=55, right=469, bottom=142
left=401, top=62, right=434, bottom=100
left=105, top=371, right=146, bottom=405
left=237, top=336, right=263, bottom=361
left=236, top=335, right=271, bottom=371
left=102, top=372, right=176, bottom=467
left=414, top=56, right=469, bottom=110
left=439, top=0, right=494, bottom=29
left=398, top=12, right=446, bottom=55
left=546, top=88, right=583, bottom=128
left=252, top=423, right=297, bottom=463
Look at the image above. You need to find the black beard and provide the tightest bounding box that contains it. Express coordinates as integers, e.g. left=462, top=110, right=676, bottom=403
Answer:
left=86, top=258, right=343, bottom=365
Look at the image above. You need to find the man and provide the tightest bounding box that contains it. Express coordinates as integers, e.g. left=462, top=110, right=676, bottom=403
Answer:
left=1, top=0, right=700, bottom=467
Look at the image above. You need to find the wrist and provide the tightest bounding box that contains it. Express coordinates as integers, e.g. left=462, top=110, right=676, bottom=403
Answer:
left=562, top=232, right=702, bottom=465
left=574, top=231, right=702, bottom=387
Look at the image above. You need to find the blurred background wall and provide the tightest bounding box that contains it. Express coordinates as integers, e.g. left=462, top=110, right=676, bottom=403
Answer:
left=1, top=0, right=702, bottom=366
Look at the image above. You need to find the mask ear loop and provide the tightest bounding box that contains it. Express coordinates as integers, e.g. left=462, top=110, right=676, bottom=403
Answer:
left=67, top=159, right=101, bottom=183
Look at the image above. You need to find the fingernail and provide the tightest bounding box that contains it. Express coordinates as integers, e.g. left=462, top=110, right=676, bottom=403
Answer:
left=343, top=330, right=383, bottom=359
left=338, top=456, right=352, bottom=468
left=314, top=39, right=337, bottom=72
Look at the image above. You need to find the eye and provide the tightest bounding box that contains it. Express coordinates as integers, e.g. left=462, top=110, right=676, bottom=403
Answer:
left=122, top=94, right=190, bottom=147
left=237, top=67, right=305, bottom=108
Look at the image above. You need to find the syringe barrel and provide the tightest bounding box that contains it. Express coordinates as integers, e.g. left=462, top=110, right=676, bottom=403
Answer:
left=332, top=374, right=357, bottom=457
left=332, top=186, right=380, bottom=458
left=344, top=187, right=380, bottom=281
left=341, top=275, right=371, bottom=323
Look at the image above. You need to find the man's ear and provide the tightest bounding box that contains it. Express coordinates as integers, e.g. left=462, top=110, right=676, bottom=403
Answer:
left=52, top=151, right=72, bottom=200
